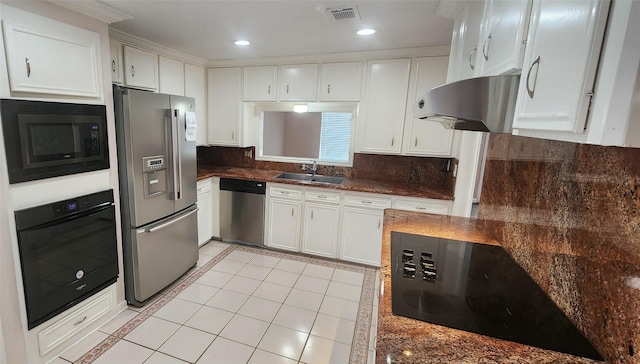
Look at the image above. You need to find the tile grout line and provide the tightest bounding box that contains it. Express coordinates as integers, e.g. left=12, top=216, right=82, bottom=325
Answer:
left=71, top=243, right=374, bottom=364
left=71, top=245, right=238, bottom=364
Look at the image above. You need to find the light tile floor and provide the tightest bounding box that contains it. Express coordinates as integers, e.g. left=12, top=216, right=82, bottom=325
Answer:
left=55, top=241, right=379, bottom=364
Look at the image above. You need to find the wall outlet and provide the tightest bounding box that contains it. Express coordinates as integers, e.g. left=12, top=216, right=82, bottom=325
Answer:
left=244, top=149, right=252, bottom=158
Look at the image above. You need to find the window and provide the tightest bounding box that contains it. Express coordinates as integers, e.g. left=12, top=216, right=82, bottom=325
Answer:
left=319, top=112, right=351, bottom=162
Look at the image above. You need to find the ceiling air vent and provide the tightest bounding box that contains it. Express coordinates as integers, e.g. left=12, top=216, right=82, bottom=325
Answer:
left=326, top=5, right=361, bottom=22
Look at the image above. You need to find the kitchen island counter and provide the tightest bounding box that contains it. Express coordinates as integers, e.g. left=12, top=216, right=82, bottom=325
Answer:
left=376, top=209, right=599, bottom=363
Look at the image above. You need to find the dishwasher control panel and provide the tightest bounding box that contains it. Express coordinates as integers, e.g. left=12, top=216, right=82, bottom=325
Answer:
left=220, top=178, right=266, bottom=194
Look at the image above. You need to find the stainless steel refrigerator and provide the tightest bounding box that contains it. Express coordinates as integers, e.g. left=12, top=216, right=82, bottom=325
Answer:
left=113, top=86, right=198, bottom=306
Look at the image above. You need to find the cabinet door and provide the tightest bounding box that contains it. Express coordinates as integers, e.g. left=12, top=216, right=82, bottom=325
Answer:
left=279, top=64, right=318, bottom=101
left=184, top=63, right=207, bottom=146
left=360, top=59, right=411, bottom=154
left=123, top=46, right=158, bottom=91
left=478, top=0, right=532, bottom=76
left=244, top=66, right=277, bottom=101
left=319, top=62, right=363, bottom=101
left=403, top=56, right=455, bottom=156
left=340, top=207, right=384, bottom=267
left=266, top=198, right=301, bottom=252
left=302, top=203, right=340, bottom=258
left=208, top=67, right=242, bottom=146
left=512, top=0, right=610, bottom=133
left=197, top=179, right=213, bottom=246
left=449, top=1, right=486, bottom=81
left=159, top=56, right=184, bottom=96
left=2, top=20, right=101, bottom=98
left=110, top=41, right=123, bottom=84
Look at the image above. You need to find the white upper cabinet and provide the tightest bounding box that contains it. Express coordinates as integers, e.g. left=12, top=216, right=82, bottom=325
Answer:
left=110, top=40, right=123, bottom=85
left=244, top=66, right=277, bottom=101
left=123, top=45, right=158, bottom=91
left=279, top=64, right=318, bottom=101
left=2, top=18, right=102, bottom=98
left=477, top=0, right=532, bottom=76
left=512, top=0, right=610, bottom=133
left=208, top=67, right=242, bottom=146
left=359, top=58, right=411, bottom=154
left=158, top=56, right=184, bottom=96
left=184, top=63, right=207, bottom=146
left=449, top=1, right=486, bottom=81
left=319, top=62, right=363, bottom=101
left=402, top=56, right=455, bottom=157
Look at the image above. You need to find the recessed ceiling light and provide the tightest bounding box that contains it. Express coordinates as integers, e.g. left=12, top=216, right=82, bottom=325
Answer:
left=357, top=28, right=376, bottom=36
left=234, top=40, right=250, bottom=46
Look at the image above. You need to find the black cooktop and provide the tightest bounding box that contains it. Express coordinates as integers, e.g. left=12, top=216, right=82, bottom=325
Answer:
left=390, top=232, right=603, bottom=361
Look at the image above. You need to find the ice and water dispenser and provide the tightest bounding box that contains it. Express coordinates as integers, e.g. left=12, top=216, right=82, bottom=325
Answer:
left=142, top=155, right=167, bottom=198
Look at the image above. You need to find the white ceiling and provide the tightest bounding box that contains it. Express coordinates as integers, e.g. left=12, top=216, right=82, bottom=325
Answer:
left=99, top=0, right=454, bottom=61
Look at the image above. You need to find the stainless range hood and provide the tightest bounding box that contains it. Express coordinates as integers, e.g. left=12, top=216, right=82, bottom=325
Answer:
left=416, top=75, right=520, bottom=133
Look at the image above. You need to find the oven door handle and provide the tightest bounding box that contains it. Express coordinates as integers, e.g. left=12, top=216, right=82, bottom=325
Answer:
left=143, top=208, right=198, bottom=233
left=16, top=202, right=114, bottom=231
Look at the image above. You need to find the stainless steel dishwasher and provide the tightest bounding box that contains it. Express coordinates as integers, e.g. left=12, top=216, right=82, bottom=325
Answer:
left=219, top=178, right=266, bottom=246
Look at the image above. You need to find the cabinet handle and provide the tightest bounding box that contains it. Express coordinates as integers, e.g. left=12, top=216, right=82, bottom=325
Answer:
left=311, top=210, right=314, bottom=219
left=291, top=208, right=294, bottom=217
left=268, top=85, right=271, bottom=94
left=286, top=85, right=290, bottom=94
left=281, top=191, right=290, bottom=195
left=378, top=219, right=381, bottom=229
left=318, top=195, right=327, bottom=199
left=327, top=84, right=331, bottom=94
left=131, top=65, right=135, bottom=77
left=25, top=58, right=31, bottom=78
left=112, top=60, right=116, bottom=72
left=482, top=33, right=492, bottom=61
left=414, top=137, right=418, bottom=147
left=362, top=200, right=372, bottom=205
left=231, top=131, right=235, bottom=140
left=391, top=137, right=394, bottom=146
left=73, top=316, right=88, bottom=327
left=468, top=46, right=477, bottom=70
left=416, top=206, right=426, bottom=211
left=526, top=56, right=541, bottom=99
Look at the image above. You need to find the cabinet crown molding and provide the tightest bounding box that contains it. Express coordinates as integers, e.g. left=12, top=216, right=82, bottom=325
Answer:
left=46, top=0, right=134, bottom=24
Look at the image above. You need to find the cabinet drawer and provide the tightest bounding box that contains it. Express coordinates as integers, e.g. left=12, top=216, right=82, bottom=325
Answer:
left=392, top=197, right=452, bottom=215
left=38, top=286, right=115, bottom=356
left=197, top=178, right=212, bottom=193
left=305, top=190, right=340, bottom=204
left=343, top=193, right=391, bottom=209
left=268, top=185, right=303, bottom=200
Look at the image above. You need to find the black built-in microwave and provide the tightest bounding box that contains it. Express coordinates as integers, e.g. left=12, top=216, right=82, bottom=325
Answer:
left=1, top=99, right=109, bottom=184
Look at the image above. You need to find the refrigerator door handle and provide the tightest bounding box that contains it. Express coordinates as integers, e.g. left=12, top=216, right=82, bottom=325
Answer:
left=169, top=109, right=182, bottom=201
left=143, top=207, right=198, bottom=233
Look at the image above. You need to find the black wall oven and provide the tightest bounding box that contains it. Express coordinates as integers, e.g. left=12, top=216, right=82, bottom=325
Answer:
left=1, top=99, right=109, bottom=184
left=14, top=190, right=119, bottom=329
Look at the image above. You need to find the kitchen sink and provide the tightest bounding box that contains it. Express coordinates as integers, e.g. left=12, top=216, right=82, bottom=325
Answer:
left=275, top=172, right=345, bottom=185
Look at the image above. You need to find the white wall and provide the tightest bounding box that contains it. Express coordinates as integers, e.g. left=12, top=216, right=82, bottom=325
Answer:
left=0, top=2, right=124, bottom=363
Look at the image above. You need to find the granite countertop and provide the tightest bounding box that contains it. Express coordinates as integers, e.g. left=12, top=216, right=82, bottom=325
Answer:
left=377, top=209, right=599, bottom=363
left=197, top=166, right=454, bottom=200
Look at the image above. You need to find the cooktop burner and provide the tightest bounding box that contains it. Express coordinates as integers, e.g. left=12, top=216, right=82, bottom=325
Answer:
left=390, top=232, right=603, bottom=361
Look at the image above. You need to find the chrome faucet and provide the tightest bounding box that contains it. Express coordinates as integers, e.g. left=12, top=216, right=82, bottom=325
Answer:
left=301, top=160, right=318, bottom=178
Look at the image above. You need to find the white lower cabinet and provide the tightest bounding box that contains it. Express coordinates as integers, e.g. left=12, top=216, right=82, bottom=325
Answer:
left=31, top=285, right=117, bottom=363
left=339, top=193, right=392, bottom=267
left=301, top=189, right=341, bottom=258
left=266, top=199, right=302, bottom=252
left=265, top=183, right=451, bottom=266
left=197, top=178, right=213, bottom=246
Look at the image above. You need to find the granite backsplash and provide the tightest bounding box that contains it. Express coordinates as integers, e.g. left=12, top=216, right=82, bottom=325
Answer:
left=197, top=146, right=457, bottom=196
left=478, top=134, right=640, bottom=363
